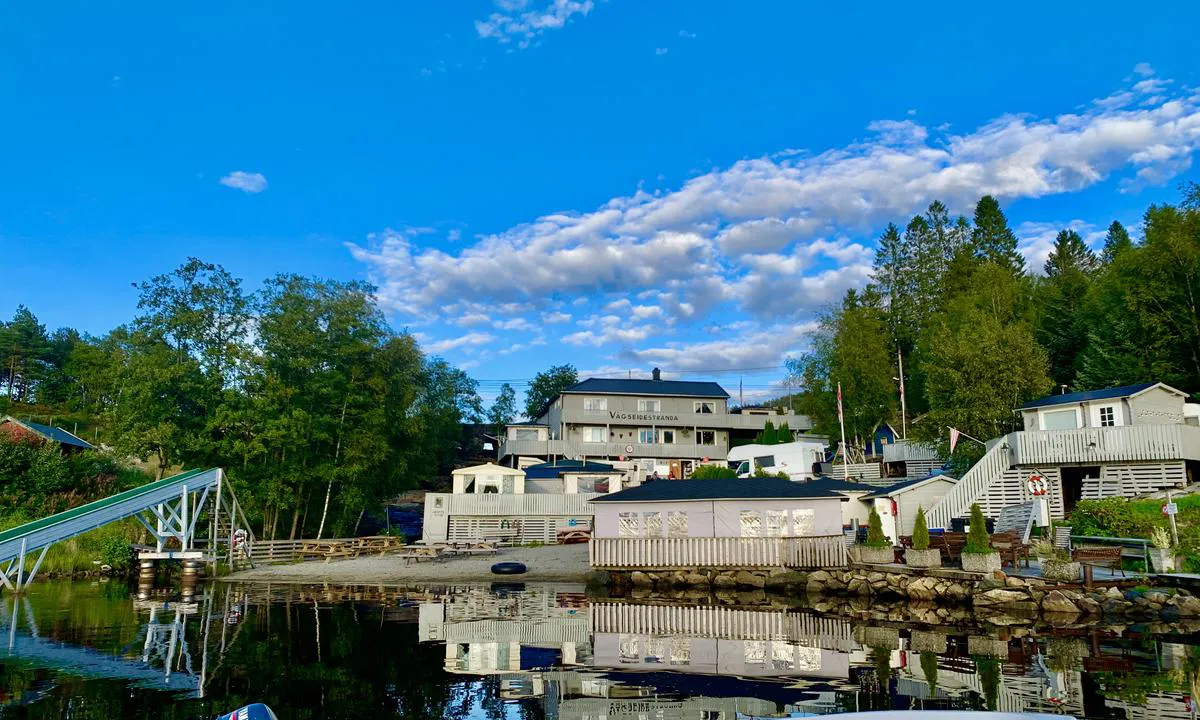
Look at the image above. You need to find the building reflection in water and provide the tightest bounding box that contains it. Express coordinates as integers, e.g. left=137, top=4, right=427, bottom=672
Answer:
left=415, top=583, right=1200, bottom=719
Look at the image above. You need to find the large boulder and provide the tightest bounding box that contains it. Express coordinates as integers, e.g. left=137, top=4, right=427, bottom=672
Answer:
left=735, top=570, right=766, bottom=589
left=974, top=588, right=1032, bottom=607
left=630, top=571, right=654, bottom=587
left=764, top=570, right=808, bottom=589
left=1042, top=590, right=1082, bottom=615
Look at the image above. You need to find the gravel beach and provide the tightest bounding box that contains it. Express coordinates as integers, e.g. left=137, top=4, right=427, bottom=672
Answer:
left=226, top=543, right=593, bottom=584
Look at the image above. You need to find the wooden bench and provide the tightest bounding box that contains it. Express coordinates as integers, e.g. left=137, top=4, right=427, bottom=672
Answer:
left=1073, top=546, right=1125, bottom=577
left=992, top=531, right=1031, bottom=569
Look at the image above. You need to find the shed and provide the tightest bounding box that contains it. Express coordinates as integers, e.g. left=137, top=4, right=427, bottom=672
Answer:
left=450, top=463, right=526, bottom=495
left=862, top=474, right=957, bottom=543
left=802, top=476, right=879, bottom=527
left=590, top=478, right=844, bottom=539
left=0, top=416, right=95, bottom=453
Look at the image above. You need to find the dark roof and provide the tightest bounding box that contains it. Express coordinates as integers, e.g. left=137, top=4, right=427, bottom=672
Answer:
left=524, top=460, right=616, bottom=479
left=863, top=474, right=956, bottom=499
left=563, top=378, right=730, bottom=399
left=592, top=477, right=842, bottom=503
left=1016, top=382, right=1171, bottom=410
left=507, top=421, right=548, bottom=427
left=2, top=418, right=94, bottom=449
left=803, top=476, right=879, bottom=494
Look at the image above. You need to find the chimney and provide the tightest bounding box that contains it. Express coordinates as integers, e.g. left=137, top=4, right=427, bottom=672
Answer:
left=652, top=367, right=661, bottom=381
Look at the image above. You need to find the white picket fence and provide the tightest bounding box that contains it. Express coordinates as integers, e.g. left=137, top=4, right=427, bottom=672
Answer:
left=588, top=535, right=846, bottom=569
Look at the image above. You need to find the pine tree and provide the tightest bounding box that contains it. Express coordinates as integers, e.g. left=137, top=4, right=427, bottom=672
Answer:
left=776, top=421, right=791, bottom=444
left=912, top=506, right=930, bottom=551
left=866, top=507, right=889, bottom=548
left=1044, top=229, right=1098, bottom=277
left=964, top=503, right=994, bottom=554
left=1039, top=229, right=1098, bottom=387
left=1101, top=220, right=1133, bottom=264
left=971, top=195, right=1024, bottom=274
left=758, top=419, right=778, bottom=444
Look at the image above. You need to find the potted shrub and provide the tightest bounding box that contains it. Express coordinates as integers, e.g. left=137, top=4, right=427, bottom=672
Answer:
left=905, top=506, right=941, bottom=568
left=960, top=503, right=1001, bottom=574
left=1032, top=534, right=1080, bottom=582
left=1149, top=527, right=1177, bottom=573
left=859, top=507, right=895, bottom=564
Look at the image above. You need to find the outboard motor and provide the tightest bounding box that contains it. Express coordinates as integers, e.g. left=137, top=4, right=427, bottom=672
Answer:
left=216, top=704, right=279, bottom=720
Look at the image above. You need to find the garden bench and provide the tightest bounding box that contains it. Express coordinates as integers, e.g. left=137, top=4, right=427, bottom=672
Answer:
left=1072, top=546, right=1125, bottom=578
left=991, top=531, right=1031, bottom=568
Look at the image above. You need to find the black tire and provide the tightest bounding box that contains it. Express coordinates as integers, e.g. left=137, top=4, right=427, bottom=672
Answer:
left=491, top=562, right=527, bottom=575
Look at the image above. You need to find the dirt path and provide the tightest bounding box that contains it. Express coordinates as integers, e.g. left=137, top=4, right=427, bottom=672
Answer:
left=226, top=543, right=593, bottom=584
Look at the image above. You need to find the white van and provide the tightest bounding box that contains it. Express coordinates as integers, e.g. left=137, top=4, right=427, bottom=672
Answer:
left=727, top=439, right=829, bottom=481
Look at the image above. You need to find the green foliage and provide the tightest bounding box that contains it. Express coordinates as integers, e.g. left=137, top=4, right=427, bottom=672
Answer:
left=752, top=465, right=789, bottom=479
left=865, top=507, right=889, bottom=548
left=974, top=656, right=1001, bottom=711
left=776, top=421, right=791, bottom=442
left=920, top=651, right=939, bottom=694
left=523, top=364, right=578, bottom=419
left=690, top=464, right=737, bottom=479
left=487, top=383, right=517, bottom=432
left=99, top=534, right=134, bottom=570
left=912, top=506, right=930, bottom=550
left=756, top=419, right=778, bottom=444
left=964, top=503, right=994, bottom=555
left=971, top=195, right=1024, bottom=275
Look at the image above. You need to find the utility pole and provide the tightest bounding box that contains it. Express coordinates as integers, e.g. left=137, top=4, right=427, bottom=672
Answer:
left=896, top=349, right=907, bottom=441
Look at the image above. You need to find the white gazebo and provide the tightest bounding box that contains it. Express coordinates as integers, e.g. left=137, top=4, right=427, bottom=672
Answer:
left=451, top=463, right=527, bottom=495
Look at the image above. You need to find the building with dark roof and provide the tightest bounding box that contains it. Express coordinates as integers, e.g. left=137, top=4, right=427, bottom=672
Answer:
left=0, top=416, right=95, bottom=453
left=501, top=368, right=813, bottom=476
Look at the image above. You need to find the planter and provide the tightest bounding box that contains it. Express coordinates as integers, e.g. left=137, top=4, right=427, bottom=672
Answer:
left=905, top=547, right=942, bottom=568
left=909, top=629, right=948, bottom=654
left=1040, top=559, right=1081, bottom=583
left=961, top=551, right=1002, bottom=574
left=967, top=635, right=1009, bottom=658
left=859, top=545, right=896, bottom=564
left=1149, top=547, right=1177, bottom=573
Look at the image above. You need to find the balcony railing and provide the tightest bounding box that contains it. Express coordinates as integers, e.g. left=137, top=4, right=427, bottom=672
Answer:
left=588, top=535, right=847, bottom=569
left=500, top=438, right=728, bottom=460
left=1010, top=424, right=1200, bottom=466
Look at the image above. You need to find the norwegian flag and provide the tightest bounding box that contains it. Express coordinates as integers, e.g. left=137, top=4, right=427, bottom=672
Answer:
left=836, top=382, right=844, bottom=423
left=949, top=427, right=961, bottom=454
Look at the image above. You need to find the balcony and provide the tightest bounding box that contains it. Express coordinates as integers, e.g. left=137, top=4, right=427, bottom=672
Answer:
left=1010, top=424, right=1200, bottom=466
left=499, top=438, right=728, bottom=460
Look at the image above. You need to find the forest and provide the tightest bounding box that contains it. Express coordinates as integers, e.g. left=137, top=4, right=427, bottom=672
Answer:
left=788, top=182, right=1200, bottom=463
left=0, top=262, right=497, bottom=539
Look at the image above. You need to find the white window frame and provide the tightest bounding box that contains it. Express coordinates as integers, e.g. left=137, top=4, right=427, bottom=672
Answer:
left=667, top=511, right=688, bottom=538
left=642, top=511, right=663, bottom=538
left=583, top=426, right=607, bottom=443
left=1040, top=407, right=1080, bottom=430
left=765, top=510, right=787, bottom=537
left=694, top=401, right=715, bottom=414
left=740, top=510, right=762, bottom=538
left=1099, top=406, right=1115, bottom=427
left=638, top=428, right=656, bottom=444
left=513, top=428, right=539, bottom=441
left=659, top=429, right=675, bottom=444
left=638, top=399, right=661, bottom=412
left=618, top=512, right=639, bottom=538
left=697, top=430, right=716, bottom=445
left=791, top=508, right=815, bottom=536
left=583, top=397, right=608, bottom=411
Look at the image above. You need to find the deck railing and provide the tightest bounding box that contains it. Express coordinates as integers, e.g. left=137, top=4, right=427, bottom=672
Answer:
left=1011, top=424, right=1200, bottom=465
left=926, top=439, right=1012, bottom=530
left=588, top=535, right=846, bottom=569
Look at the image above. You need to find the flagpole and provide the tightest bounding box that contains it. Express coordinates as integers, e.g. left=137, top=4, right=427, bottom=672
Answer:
left=897, top=350, right=907, bottom=441
left=837, top=381, right=849, bottom=480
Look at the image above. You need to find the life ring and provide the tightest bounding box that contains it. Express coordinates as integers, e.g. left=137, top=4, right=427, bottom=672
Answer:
left=491, top=562, right=528, bottom=575
left=1026, top=473, right=1049, bottom=496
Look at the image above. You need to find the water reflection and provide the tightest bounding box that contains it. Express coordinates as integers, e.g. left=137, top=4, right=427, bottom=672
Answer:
left=2, top=580, right=1200, bottom=717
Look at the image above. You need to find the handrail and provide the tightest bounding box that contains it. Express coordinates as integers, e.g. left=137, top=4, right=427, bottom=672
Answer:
left=926, top=439, right=1012, bottom=529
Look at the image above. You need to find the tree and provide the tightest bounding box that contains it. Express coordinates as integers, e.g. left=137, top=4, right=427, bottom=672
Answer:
left=866, top=507, right=888, bottom=548
left=1039, top=229, right=1099, bottom=387
left=964, top=503, right=993, bottom=554
left=971, top=195, right=1024, bottom=274
left=523, top=364, right=578, bottom=419
left=920, top=651, right=939, bottom=695
left=912, top=506, right=930, bottom=551
left=487, top=383, right=517, bottom=434
left=776, top=421, right=792, bottom=443
left=757, top=419, right=778, bottom=444
left=0, top=306, right=50, bottom=402
left=1101, top=220, right=1133, bottom=265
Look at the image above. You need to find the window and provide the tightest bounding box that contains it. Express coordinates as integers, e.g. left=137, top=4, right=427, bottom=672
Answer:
left=697, top=430, right=716, bottom=445
left=618, top=512, right=639, bottom=538
left=1042, top=408, right=1079, bottom=430
left=791, top=508, right=815, bottom=536
left=771, top=641, right=795, bottom=670
left=643, top=637, right=665, bottom=664
left=642, top=512, right=663, bottom=537
left=1099, top=406, right=1116, bottom=427
left=668, top=511, right=688, bottom=537
left=753, top=455, right=775, bottom=469
left=694, top=401, right=715, bottom=414
left=765, top=510, right=787, bottom=537
left=584, top=426, right=607, bottom=442
left=744, top=640, right=766, bottom=664
left=514, top=428, right=539, bottom=441
left=583, top=397, right=608, bottom=411
left=740, top=510, right=762, bottom=537
left=619, top=634, right=639, bottom=663
left=659, top=429, right=675, bottom=444
left=638, top=399, right=661, bottom=412
left=638, top=428, right=656, bottom=444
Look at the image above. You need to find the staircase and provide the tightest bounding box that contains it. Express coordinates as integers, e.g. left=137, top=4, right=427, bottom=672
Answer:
left=926, top=437, right=1014, bottom=529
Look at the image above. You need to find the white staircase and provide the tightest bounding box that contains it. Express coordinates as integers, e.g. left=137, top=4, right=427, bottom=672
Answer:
left=926, top=438, right=1014, bottom=529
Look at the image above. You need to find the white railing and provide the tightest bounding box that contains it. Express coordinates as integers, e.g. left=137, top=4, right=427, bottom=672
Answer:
left=435, top=492, right=599, bottom=516
left=588, top=603, right=855, bottom=648
left=588, top=535, right=846, bottom=569
left=926, top=439, right=1013, bottom=529
left=882, top=440, right=942, bottom=463
left=1011, top=424, right=1200, bottom=465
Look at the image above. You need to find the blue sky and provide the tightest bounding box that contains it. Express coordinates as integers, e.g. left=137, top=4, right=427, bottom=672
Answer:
left=4, top=1, right=1200, bottom=406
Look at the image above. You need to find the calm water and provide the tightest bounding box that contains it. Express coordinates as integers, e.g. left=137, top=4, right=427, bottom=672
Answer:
left=1, top=580, right=1199, bottom=719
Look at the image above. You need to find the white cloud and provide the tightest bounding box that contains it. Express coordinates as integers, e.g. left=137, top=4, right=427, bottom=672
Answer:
left=542, top=311, right=572, bottom=324
left=620, top=323, right=818, bottom=373
left=427, top=332, right=496, bottom=354
left=219, top=171, right=267, bottom=193
left=678, top=29, right=696, bottom=39
left=1134, top=62, right=1155, bottom=77
left=475, top=0, right=594, bottom=49
left=455, top=313, right=492, bottom=327
left=655, top=47, right=668, bottom=56
left=353, top=68, right=1200, bottom=360
left=495, top=317, right=537, bottom=331
left=447, top=229, right=462, bottom=242
left=1016, top=220, right=1108, bottom=273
